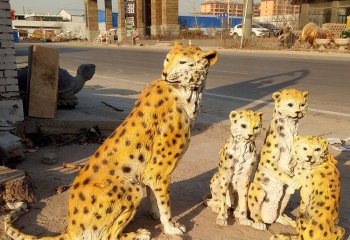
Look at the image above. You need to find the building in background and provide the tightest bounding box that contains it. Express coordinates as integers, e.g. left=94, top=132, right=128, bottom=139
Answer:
left=58, top=9, right=85, bottom=23
left=260, top=0, right=300, bottom=16
left=200, top=0, right=260, bottom=17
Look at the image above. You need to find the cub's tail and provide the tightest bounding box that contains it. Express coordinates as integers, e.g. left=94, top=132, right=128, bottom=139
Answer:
left=4, top=202, right=69, bottom=240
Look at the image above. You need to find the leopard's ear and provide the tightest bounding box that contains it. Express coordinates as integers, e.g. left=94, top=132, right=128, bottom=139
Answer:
left=303, top=91, right=309, bottom=98
left=272, top=92, right=281, bottom=101
left=203, top=50, right=218, bottom=66
left=174, top=41, right=182, bottom=48
left=229, top=111, right=238, bottom=121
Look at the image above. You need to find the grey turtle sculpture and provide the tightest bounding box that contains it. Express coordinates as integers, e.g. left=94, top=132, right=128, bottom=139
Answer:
left=18, top=64, right=96, bottom=109
left=57, top=64, right=96, bottom=107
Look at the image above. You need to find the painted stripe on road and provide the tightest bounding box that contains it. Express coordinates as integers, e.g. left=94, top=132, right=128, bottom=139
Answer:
left=73, top=71, right=350, bottom=118
left=205, top=92, right=350, bottom=118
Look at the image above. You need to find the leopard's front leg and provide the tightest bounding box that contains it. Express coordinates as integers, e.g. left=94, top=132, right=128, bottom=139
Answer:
left=147, top=178, right=186, bottom=235
left=234, top=181, right=253, bottom=226
left=216, top=174, right=231, bottom=226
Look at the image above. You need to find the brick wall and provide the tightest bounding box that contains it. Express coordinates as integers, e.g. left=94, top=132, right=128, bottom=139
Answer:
left=0, top=0, right=19, bottom=100
left=0, top=0, right=23, bottom=123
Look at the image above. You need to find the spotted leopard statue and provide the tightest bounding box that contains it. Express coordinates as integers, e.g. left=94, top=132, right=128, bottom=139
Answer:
left=248, top=89, right=309, bottom=230
left=271, top=136, right=345, bottom=240
left=206, top=110, right=263, bottom=227
left=4, top=42, right=218, bottom=240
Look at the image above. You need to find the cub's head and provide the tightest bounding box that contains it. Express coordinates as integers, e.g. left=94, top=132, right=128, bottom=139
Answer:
left=229, top=110, right=263, bottom=141
left=292, top=136, right=329, bottom=166
left=162, top=42, right=218, bottom=90
left=272, top=89, right=309, bottom=119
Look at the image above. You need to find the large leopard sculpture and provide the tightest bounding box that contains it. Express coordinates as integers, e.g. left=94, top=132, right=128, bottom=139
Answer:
left=4, top=42, right=218, bottom=240
left=206, top=110, right=263, bottom=227
left=271, top=136, right=345, bottom=240
left=248, top=89, right=309, bottom=230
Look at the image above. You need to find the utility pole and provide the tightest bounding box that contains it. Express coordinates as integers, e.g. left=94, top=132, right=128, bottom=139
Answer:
left=240, top=0, right=253, bottom=48
left=227, top=0, right=230, bottom=30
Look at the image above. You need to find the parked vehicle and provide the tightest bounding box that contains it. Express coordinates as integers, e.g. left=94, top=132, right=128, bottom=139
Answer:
left=257, top=22, right=280, bottom=37
left=229, top=24, right=270, bottom=38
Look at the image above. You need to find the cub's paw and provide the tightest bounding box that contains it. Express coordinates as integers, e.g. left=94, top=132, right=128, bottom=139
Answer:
left=276, top=214, right=296, bottom=227
left=216, top=216, right=228, bottom=226
left=251, top=222, right=267, bottom=231
left=136, top=229, right=151, bottom=240
left=164, top=222, right=186, bottom=235
left=237, top=217, right=253, bottom=226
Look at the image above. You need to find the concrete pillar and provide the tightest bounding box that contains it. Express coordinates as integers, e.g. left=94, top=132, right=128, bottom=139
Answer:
left=86, top=0, right=99, bottom=41
left=330, top=1, right=339, bottom=23
left=299, top=4, right=309, bottom=29
left=161, top=0, right=179, bottom=35
left=151, top=0, right=162, bottom=35
left=105, top=0, right=113, bottom=30
left=118, top=0, right=126, bottom=42
left=136, top=0, right=145, bottom=34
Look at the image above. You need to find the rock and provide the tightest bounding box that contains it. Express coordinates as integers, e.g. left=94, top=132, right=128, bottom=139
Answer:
left=41, top=153, right=58, bottom=165
left=1, top=175, right=36, bottom=204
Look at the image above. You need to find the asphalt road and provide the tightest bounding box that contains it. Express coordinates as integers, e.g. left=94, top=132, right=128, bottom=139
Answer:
left=16, top=43, right=350, bottom=114
left=15, top=43, right=350, bottom=129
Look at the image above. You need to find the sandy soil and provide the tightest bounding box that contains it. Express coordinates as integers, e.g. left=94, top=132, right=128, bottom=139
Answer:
left=0, top=120, right=349, bottom=240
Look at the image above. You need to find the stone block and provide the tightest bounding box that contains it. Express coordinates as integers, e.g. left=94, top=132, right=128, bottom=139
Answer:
left=28, top=45, right=59, bottom=119
left=0, top=1, right=10, bottom=10
left=4, top=69, right=17, bottom=77
left=0, top=18, right=12, bottom=25
left=5, top=77, right=17, bottom=85
left=5, top=84, right=18, bottom=92
left=0, top=32, right=12, bottom=40
left=0, top=25, right=12, bottom=33
left=0, top=99, right=24, bottom=122
left=0, top=48, right=15, bottom=55
left=0, top=92, right=19, bottom=98
left=0, top=85, right=5, bottom=92
left=0, top=39, right=14, bottom=48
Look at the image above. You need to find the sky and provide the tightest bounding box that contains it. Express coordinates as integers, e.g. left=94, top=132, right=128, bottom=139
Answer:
left=10, top=0, right=207, bottom=15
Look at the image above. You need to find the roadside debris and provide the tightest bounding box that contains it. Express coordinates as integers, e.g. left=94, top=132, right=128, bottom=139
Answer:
left=63, top=162, right=85, bottom=170
left=327, top=137, right=350, bottom=152
left=0, top=169, right=36, bottom=204
left=55, top=185, right=71, bottom=194
left=41, top=153, right=58, bottom=165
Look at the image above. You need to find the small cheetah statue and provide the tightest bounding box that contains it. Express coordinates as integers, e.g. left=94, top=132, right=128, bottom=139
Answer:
left=271, top=136, right=345, bottom=240
left=206, top=110, right=263, bottom=227
left=248, top=89, right=309, bottom=230
left=4, top=43, right=218, bottom=240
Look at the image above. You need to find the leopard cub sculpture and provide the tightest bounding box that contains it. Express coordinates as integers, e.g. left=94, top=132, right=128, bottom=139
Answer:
left=248, top=89, right=309, bottom=230
left=4, top=42, right=218, bottom=240
left=206, top=110, right=263, bottom=227
left=271, top=136, right=345, bottom=240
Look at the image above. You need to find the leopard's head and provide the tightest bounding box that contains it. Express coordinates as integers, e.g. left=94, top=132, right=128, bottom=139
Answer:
left=292, top=136, right=329, bottom=167
left=229, top=110, right=263, bottom=141
left=162, top=42, right=218, bottom=91
left=272, top=89, right=309, bottom=120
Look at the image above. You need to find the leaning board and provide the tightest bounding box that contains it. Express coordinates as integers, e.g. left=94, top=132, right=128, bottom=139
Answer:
left=28, top=45, right=59, bottom=118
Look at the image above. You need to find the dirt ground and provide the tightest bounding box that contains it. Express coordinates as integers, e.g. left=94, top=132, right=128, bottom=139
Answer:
left=0, top=119, right=349, bottom=240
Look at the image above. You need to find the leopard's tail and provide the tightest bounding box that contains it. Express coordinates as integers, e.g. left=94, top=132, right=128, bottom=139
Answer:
left=4, top=202, right=69, bottom=240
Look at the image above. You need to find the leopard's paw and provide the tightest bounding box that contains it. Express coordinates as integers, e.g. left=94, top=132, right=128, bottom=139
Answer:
left=251, top=222, right=267, bottom=231
left=216, top=216, right=228, bottom=226
left=164, top=222, right=186, bottom=235
left=136, top=229, right=151, bottom=240
left=237, top=217, right=253, bottom=226
left=276, top=214, right=296, bottom=227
